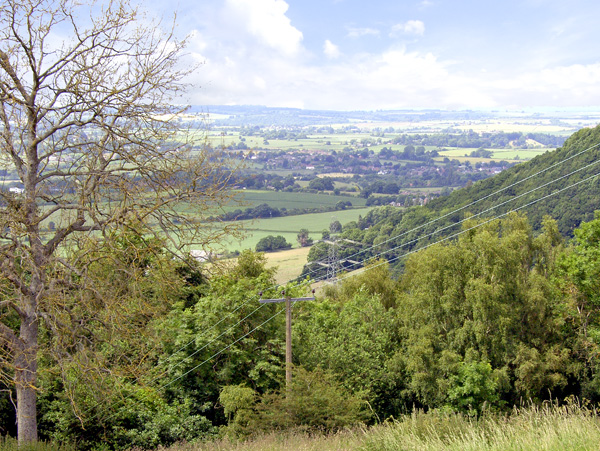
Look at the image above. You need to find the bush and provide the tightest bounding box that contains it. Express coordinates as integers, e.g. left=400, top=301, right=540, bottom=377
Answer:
left=250, top=367, right=370, bottom=433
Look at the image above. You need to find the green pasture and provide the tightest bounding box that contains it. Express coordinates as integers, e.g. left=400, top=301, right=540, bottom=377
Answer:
left=206, top=130, right=394, bottom=153
left=437, top=147, right=552, bottom=162
left=488, top=148, right=553, bottom=159
left=225, top=207, right=374, bottom=252
left=225, top=190, right=366, bottom=211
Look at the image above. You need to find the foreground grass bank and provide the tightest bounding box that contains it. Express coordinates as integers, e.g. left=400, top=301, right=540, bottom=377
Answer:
left=360, top=404, right=600, bottom=451
left=4, top=404, right=599, bottom=450
left=168, top=404, right=600, bottom=451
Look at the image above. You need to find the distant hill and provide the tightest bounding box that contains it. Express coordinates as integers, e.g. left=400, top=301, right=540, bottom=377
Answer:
left=302, top=124, right=600, bottom=278
left=194, top=105, right=508, bottom=127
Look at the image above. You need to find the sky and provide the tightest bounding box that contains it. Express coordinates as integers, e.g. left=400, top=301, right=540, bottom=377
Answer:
left=148, top=0, right=600, bottom=111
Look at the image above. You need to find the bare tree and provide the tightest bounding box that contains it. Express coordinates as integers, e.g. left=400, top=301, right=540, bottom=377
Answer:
left=0, top=0, right=236, bottom=442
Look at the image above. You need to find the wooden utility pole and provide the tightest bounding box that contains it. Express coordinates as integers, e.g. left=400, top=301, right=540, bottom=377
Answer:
left=259, top=291, right=314, bottom=390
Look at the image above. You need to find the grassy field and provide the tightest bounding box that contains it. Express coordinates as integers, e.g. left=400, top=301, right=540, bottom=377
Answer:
left=434, top=147, right=553, bottom=165
left=225, top=207, right=373, bottom=253
left=263, top=247, right=311, bottom=284
left=206, top=117, right=582, bottom=152
left=226, top=190, right=366, bottom=211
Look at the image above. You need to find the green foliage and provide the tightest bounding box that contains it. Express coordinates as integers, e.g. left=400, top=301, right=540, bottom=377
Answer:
left=308, top=177, right=335, bottom=191
left=447, top=354, right=500, bottom=414
left=294, top=287, right=401, bottom=419
left=33, top=226, right=215, bottom=449
left=396, top=213, right=574, bottom=409
left=153, top=250, right=311, bottom=439
left=219, top=385, right=256, bottom=437
left=325, top=259, right=399, bottom=309
left=249, top=367, right=370, bottom=433
left=557, top=211, right=600, bottom=401
left=255, top=235, right=291, bottom=252
left=219, top=385, right=256, bottom=422
left=38, top=378, right=217, bottom=450
left=296, top=228, right=313, bottom=247
left=470, top=148, right=493, bottom=158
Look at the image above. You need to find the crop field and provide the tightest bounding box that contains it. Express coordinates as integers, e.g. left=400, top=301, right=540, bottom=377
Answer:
left=264, top=246, right=312, bottom=283
left=225, top=190, right=366, bottom=211
left=452, top=120, right=576, bottom=134
left=205, top=128, right=565, bottom=168
left=225, top=207, right=374, bottom=252
left=436, top=146, right=552, bottom=163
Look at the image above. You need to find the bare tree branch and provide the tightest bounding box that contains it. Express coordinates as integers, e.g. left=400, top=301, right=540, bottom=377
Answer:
left=0, top=0, right=236, bottom=442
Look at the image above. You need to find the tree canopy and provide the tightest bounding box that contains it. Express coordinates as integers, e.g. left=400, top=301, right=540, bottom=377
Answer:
left=0, top=0, right=235, bottom=442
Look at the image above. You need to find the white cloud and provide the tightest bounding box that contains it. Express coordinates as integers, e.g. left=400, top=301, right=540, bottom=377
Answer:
left=225, top=0, right=303, bottom=56
left=346, top=27, right=380, bottom=38
left=487, top=63, right=600, bottom=106
left=391, top=20, right=426, bottom=36
left=179, top=1, right=600, bottom=111
left=323, top=40, right=341, bottom=59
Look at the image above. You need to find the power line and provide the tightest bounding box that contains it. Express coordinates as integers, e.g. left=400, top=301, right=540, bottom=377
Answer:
left=81, top=140, right=600, bottom=425
left=155, top=165, right=600, bottom=389
left=144, top=140, right=600, bottom=376
left=302, top=141, right=600, bottom=280
left=161, top=305, right=287, bottom=389
left=334, top=169, right=600, bottom=285
left=335, top=155, right=600, bottom=271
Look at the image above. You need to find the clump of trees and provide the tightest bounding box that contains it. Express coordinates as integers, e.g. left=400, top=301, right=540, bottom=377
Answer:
left=255, top=235, right=292, bottom=252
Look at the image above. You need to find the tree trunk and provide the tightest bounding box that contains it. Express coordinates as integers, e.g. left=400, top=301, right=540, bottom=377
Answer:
left=15, top=313, right=38, bottom=443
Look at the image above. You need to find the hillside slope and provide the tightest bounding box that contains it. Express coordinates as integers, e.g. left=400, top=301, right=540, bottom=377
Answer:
left=302, top=124, right=600, bottom=278
left=426, top=123, right=600, bottom=235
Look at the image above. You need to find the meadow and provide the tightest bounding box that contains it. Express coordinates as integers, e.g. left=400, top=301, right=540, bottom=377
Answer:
left=436, top=147, right=552, bottom=163
left=225, top=190, right=366, bottom=211
left=160, top=403, right=600, bottom=451
left=224, top=207, right=374, bottom=253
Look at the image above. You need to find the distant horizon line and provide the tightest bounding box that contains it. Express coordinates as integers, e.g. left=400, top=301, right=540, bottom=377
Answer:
left=187, top=104, right=600, bottom=114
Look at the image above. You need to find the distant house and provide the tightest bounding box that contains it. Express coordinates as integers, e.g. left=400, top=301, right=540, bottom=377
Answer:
left=190, top=250, right=211, bottom=262
left=9, top=187, right=24, bottom=194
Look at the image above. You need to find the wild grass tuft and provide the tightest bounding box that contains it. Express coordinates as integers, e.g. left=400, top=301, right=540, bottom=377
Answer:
left=0, top=436, right=75, bottom=451
left=359, top=402, right=600, bottom=451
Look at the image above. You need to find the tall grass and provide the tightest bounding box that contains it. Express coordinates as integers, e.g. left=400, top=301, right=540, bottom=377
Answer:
left=0, top=436, right=75, bottom=451
left=160, top=403, right=600, bottom=451
left=3, top=404, right=599, bottom=450
left=154, top=430, right=363, bottom=451
left=360, top=403, right=600, bottom=451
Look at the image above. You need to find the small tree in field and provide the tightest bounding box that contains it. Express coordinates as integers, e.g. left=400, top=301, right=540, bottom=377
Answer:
left=297, top=228, right=313, bottom=247
left=0, top=0, right=237, bottom=442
